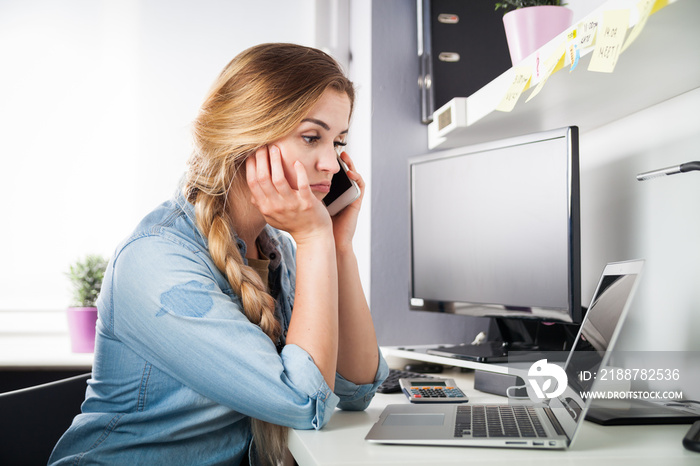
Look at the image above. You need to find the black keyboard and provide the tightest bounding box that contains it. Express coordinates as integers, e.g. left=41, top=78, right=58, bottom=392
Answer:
left=377, top=369, right=437, bottom=393
left=454, top=405, right=547, bottom=438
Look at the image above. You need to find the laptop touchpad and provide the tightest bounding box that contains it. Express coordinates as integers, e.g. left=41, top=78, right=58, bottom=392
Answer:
left=383, top=413, right=445, bottom=427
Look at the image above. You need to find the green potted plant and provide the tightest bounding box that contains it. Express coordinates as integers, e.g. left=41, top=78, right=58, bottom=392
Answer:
left=66, top=254, right=108, bottom=353
left=496, top=1, right=573, bottom=65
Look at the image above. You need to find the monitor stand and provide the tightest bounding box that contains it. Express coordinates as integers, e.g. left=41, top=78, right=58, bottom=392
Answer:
left=425, top=318, right=578, bottom=363
left=426, top=341, right=509, bottom=363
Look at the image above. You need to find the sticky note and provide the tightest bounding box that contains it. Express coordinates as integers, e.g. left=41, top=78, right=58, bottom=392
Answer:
left=577, top=19, right=598, bottom=49
left=569, top=43, right=580, bottom=72
left=526, top=42, right=566, bottom=103
left=621, top=0, right=656, bottom=53
left=588, top=9, right=630, bottom=73
left=496, top=66, right=532, bottom=113
left=566, top=27, right=580, bottom=71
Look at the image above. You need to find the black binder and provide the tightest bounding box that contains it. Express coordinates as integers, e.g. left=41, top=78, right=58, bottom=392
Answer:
left=419, top=0, right=512, bottom=123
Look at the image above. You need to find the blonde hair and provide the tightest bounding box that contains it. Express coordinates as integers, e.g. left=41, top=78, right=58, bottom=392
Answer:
left=184, top=43, right=354, bottom=466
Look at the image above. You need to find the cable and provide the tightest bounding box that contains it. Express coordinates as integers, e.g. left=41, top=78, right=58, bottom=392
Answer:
left=506, top=384, right=530, bottom=400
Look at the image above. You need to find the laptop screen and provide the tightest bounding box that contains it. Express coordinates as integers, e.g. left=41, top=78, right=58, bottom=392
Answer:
left=551, top=260, right=644, bottom=443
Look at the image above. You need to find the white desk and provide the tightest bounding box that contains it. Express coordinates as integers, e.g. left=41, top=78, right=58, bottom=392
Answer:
left=288, top=354, right=699, bottom=466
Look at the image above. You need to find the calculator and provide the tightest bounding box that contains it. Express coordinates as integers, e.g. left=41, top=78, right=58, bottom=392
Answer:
left=399, top=377, right=469, bottom=403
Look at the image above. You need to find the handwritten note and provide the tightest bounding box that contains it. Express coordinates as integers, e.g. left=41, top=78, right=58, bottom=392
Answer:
left=496, top=66, right=532, bottom=112
left=621, top=0, right=656, bottom=53
left=588, top=9, right=630, bottom=73
left=526, top=42, right=566, bottom=103
left=568, top=42, right=580, bottom=71
left=578, top=19, right=598, bottom=49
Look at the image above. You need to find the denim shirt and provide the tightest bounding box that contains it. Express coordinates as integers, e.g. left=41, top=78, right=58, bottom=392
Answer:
left=49, top=192, right=388, bottom=465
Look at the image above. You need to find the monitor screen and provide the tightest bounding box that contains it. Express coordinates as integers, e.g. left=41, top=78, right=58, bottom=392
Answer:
left=409, top=126, right=581, bottom=324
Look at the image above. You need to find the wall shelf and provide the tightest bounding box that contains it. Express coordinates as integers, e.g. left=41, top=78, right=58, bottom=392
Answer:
left=428, top=0, right=699, bottom=149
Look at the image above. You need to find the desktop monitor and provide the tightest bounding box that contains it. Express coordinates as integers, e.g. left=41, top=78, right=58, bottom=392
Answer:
left=409, top=126, right=581, bottom=361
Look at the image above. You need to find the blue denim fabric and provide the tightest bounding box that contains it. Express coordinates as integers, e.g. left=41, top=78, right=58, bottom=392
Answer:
left=49, top=192, right=388, bottom=465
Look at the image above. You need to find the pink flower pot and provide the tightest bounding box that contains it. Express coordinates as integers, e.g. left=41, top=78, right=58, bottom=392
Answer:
left=503, top=6, right=573, bottom=65
left=66, top=307, right=98, bottom=353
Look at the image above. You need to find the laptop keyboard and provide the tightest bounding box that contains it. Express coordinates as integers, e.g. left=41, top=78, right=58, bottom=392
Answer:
left=454, top=405, right=547, bottom=438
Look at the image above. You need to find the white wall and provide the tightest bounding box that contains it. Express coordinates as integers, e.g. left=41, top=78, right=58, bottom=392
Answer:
left=347, top=0, right=373, bottom=300
left=0, top=0, right=318, bottom=310
left=578, top=89, right=700, bottom=400
left=579, top=88, right=700, bottom=352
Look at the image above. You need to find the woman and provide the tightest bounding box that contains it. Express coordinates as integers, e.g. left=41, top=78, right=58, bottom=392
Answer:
left=50, top=43, right=388, bottom=466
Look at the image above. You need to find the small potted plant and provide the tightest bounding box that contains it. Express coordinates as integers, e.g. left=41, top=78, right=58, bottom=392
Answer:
left=496, top=1, right=573, bottom=65
left=66, top=254, right=108, bottom=353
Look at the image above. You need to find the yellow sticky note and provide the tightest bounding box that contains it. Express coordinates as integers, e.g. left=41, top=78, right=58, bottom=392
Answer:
left=588, top=9, right=630, bottom=73
left=496, top=66, right=532, bottom=113
left=621, top=0, right=656, bottom=53
left=526, top=42, right=566, bottom=103
left=577, top=19, right=598, bottom=49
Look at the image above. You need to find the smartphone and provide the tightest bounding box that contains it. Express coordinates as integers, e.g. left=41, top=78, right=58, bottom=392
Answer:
left=323, top=156, right=361, bottom=216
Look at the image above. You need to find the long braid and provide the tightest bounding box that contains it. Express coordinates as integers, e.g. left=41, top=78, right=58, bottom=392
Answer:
left=193, top=191, right=280, bottom=341
left=193, top=190, right=286, bottom=466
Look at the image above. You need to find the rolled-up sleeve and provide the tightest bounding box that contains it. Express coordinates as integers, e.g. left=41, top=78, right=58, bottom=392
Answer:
left=334, top=350, right=389, bottom=411
left=280, top=344, right=339, bottom=429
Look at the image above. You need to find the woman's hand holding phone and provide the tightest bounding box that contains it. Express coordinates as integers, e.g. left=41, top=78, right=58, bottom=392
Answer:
left=246, top=145, right=332, bottom=244
left=330, top=151, right=364, bottom=252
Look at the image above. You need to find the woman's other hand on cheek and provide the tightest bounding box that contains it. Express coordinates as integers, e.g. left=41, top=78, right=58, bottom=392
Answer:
left=246, top=145, right=332, bottom=243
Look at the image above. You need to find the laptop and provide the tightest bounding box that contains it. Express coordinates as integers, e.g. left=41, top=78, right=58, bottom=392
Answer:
left=366, top=260, right=645, bottom=450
